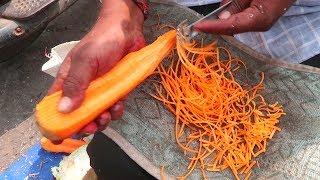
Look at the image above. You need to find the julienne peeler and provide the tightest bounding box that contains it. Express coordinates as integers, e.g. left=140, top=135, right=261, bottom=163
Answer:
left=177, top=0, right=233, bottom=41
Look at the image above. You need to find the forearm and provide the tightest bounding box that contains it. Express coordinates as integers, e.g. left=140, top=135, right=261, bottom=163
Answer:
left=97, top=0, right=145, bottom=28
left=82, top=0, right=146, bottom=39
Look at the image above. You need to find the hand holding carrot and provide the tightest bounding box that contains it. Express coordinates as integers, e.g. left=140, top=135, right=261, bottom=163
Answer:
left=194, top=0, right=295, bottom=35
left=48, top=0, right=145, bottom=136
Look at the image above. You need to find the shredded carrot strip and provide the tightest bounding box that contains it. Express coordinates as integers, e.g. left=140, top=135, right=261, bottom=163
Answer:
left=244, top=170, right=252, bottom=180
left=152, top=32, right=285, bottom=179
left=160, top=24, right=176, bottom=30
left=156, top=13, right=161, bottom=30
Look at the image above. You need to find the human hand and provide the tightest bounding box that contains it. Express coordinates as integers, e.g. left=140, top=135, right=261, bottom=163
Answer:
left=194, top=0, right=295, bottom=35
left=48, top=0, right=145, bottom=136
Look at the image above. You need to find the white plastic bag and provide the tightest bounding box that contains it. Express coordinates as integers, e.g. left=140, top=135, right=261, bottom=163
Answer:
left=42, top=41, right=79, bottom=77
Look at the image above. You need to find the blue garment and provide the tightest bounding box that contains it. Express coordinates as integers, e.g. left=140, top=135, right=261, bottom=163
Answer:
left=174, top=0, right=320, bottom=63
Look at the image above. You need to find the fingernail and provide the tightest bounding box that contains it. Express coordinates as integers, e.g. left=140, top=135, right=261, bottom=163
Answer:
left=98, top=118, right=109, bottom=126
left=112, top=104, right=121, bottom=111
left=58, top=97, right=73, bottom=113
left=219, top=11, right=231, bottom=19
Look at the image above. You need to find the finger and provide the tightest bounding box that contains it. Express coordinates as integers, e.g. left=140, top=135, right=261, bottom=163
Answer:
left=194, top=5, right=274, bottom=35
left=195, top=0, right=296, bottom=35
left=58, top=48, right=99, bottom=113
left=109, top=100, right=125, bottom=120
left=219, top=0, right=251, bottom=19
left=78, top=121, right=98, bottom=137
left=194, top=12, right=257, bottom=35
left=120, top=94, right=128, bottom=101
left=47, top=56, right=72, bottom=95
left=97, top=111, right=112, bottom=131
left=220, top=0, right=231, bottom=5
left=249, top=0, right=295, bottom=19
left=51, top=140, right=63, bottom=145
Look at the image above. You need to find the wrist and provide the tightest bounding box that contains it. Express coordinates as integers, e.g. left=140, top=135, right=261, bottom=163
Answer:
left=88, top=0, right=144, bottom=38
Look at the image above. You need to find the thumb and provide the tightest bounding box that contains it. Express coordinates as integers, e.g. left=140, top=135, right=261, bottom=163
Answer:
left=58, top=55, right=98, bottom=113
left=218, top=0, right=251, bottom=19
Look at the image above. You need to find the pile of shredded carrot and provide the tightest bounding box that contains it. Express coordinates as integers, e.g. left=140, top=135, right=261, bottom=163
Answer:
left=152, top=34, right=285, bottom=180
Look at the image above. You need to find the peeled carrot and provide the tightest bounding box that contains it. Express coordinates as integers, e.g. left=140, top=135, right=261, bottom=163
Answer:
left=36, top=30, right=177, bottom=141
left=40, top=137, right=86, bottom=153
left=152, top=33, right=285, bottom=179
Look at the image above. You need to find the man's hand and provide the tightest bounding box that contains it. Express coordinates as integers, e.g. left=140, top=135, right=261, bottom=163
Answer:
left=48, top=0, right=145, bottom=136
left=194, top=0, right=295, bottom=35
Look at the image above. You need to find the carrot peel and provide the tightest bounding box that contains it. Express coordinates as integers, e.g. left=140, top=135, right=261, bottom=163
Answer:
left=40, top=137, right=86, bottom=154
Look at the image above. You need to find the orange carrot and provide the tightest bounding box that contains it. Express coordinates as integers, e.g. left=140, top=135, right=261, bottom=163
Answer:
left=40, top=137, right=86, bottom=153
left=152, top=32, right=285, bottom=179
left=36, top=30, right=177, bottom=141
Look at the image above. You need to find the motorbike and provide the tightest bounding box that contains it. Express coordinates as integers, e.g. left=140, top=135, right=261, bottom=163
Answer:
left=0, top=0, right=78, bottom=62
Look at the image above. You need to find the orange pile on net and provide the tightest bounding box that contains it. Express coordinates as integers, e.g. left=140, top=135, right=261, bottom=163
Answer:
left=152, top=37, right=285, bottom=180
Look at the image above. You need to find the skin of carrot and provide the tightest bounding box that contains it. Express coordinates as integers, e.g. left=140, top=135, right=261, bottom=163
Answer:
left=36, top=30, right=177, bottom=141
left=40, top=137, right=86, bottom=153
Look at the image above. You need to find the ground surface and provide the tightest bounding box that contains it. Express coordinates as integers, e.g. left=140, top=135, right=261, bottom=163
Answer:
left=0, top=1, right=98, bottom=136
